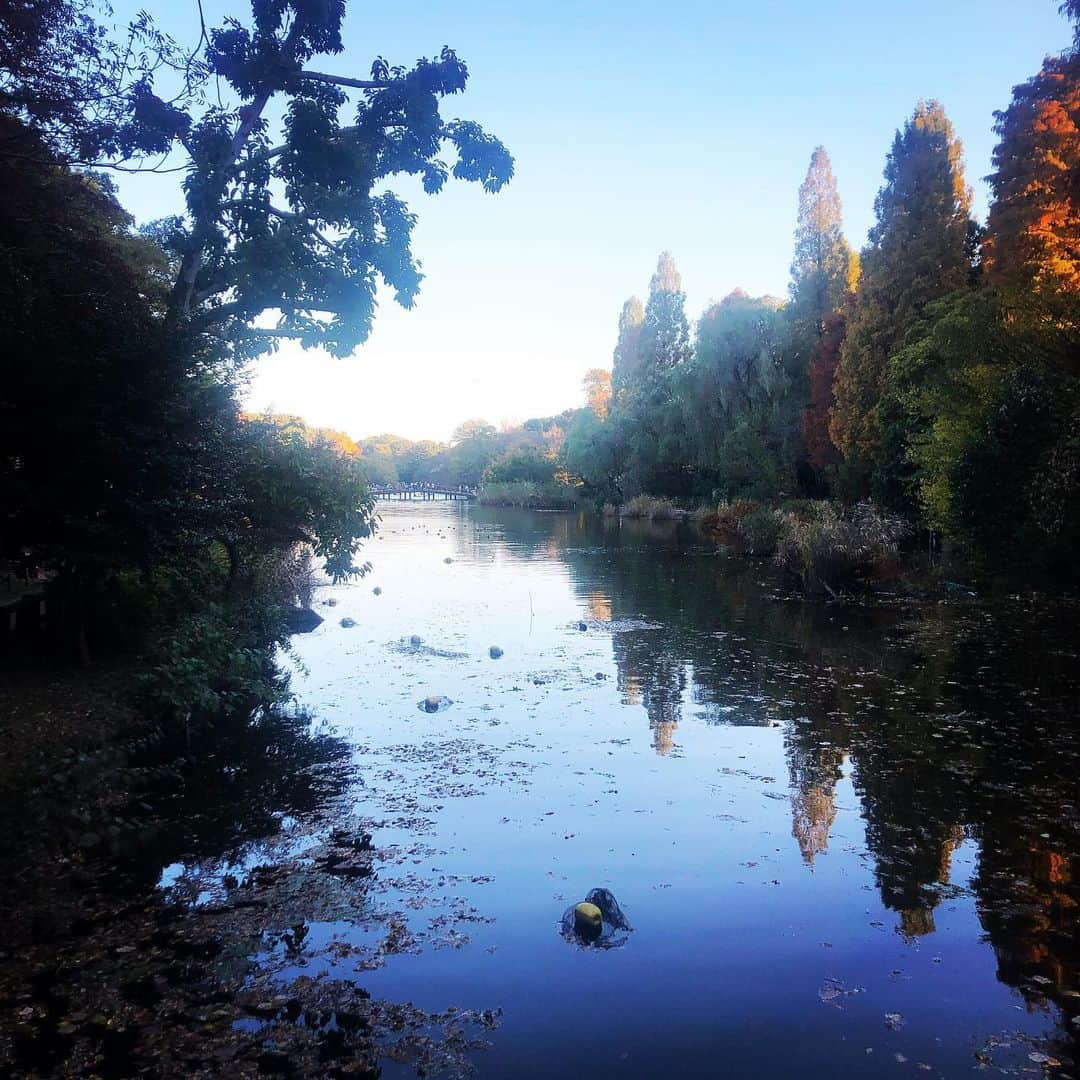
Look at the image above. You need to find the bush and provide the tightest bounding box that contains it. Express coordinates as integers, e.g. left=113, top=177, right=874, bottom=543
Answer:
left=775, top=501, right=911, bottom=597
left=712, top=498, right=757, bottom=535
left=737, top=506, right=783, bottom=555
left=622, top=495, right=679, bottom=521
left=478, top=480, right=579, bottom=510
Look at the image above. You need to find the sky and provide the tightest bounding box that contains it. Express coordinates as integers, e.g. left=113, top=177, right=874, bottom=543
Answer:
left=112, top=1, right=1073, bottom=442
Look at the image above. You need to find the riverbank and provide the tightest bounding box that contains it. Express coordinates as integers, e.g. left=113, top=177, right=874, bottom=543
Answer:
left=0, top=660, right=495, bottom=1077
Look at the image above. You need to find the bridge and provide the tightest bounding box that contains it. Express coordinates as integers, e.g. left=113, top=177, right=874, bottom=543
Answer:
left=371, top=483, right=477, bottom=501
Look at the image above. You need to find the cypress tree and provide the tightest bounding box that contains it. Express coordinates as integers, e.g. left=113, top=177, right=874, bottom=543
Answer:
left=640, top=252, right=692, bottom=374
left=790, top=146, right=852, bottom=342
left=984, top=50, right=1080, bottom=300
left=830, top=100, right=973, bottom=497
left=611, top=296, right=645, bottom=399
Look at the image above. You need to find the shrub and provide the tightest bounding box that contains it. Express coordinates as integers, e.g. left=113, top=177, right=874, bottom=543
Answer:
left=712, top=498, right=757, bottom=535
left=775, top=501, right=911, bottom=597
left=622, top=495, right=679, bottom=521
left=737, top=506, right=783, bottom=555
left=478, top=481, right=579, bottom=510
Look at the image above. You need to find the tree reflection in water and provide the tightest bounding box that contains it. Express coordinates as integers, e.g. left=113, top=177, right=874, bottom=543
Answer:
left=471, top=507, right=1080, bottom=1061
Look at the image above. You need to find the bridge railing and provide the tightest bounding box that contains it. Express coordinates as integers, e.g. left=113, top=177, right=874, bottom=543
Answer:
left=370, top=482, right=478, bottom=499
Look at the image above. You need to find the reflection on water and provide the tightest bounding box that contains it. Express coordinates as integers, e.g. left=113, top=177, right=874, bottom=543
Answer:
left=301, top=503, right=1076, bottom=1078
left=12, top=502, right=1074, bottom=1078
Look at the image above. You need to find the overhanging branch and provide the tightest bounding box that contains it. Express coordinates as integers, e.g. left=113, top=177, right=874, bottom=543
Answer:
left=297, top=70, right=390, bottom=90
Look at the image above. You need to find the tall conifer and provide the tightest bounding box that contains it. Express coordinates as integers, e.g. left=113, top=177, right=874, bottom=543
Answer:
left=831, top=101, right=973, bottom=487
left=640, top=252, right=692, bottom=374
left=790, top=146, right=852, bottom=341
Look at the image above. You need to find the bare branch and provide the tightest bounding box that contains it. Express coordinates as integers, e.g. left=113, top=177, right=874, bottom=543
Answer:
left=297, top=70, right=390, bottom=91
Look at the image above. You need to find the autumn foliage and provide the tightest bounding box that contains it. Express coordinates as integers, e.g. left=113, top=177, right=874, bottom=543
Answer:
left=984, top=51, right=1080, bottom=297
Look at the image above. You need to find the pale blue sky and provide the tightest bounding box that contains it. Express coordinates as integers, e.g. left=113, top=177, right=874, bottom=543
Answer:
left=113, top=1, right=1073, bottom=441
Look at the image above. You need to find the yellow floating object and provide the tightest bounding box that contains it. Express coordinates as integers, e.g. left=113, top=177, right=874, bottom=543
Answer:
left=574, top=901, right=603, bottom=935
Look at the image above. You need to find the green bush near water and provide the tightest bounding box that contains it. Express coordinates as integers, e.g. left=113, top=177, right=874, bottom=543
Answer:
left=478, top=481, right=582, bottom=510
left=621, top=495, right=680, bottom=521
left=775, top=501, right=911, bottom=597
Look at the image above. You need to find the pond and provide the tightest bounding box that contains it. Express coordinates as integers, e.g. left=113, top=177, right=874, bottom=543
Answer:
left=184, top=501, right=1075, bottom=1078
left=112, top=503, right=1080, bottom=1075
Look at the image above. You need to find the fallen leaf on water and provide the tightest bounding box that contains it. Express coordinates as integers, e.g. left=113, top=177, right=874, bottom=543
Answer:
left=1029, top=1051, right=1061, bottom=1066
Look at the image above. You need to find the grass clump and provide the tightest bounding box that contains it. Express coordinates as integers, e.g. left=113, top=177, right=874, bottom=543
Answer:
left=622, top=495, right=679, bottom=521
left=737, top=506, right=784, bottom=555
left=775, top=501, right=911, bottom=597
left=478, top=481, right=579, bottom=510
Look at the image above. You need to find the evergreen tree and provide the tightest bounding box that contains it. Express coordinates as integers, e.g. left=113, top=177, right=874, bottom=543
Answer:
left=984, top=49, right=1080, bottom=301
left=611, top=296, right=645, bottom=399
left=830, top=100, right=973, bottom=499
left=789, top=146, right=852, bottom=341
left=640, top=252, right=692, bottom=374
left=802, top=311, right=847, bottom=474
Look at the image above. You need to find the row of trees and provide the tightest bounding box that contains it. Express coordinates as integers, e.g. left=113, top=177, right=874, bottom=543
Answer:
left=351, top=414, right=575, bottom=489
left=564, top=16, right=1080, bottom=575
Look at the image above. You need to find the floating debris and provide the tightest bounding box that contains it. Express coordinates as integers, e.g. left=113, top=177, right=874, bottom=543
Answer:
left=560, top=889, right=632, bottom=949
left=419, top=695, right=453, bottom=714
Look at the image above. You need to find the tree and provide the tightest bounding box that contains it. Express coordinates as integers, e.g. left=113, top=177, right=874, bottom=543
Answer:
left=0, top=0, right=194, bottom=166
left=802, top=311, right=846, bottom=474
left=983, top=49, right=1080, bottom=300
left=582, top=368, right=612, bottom=418
left=831, top=100, right=974, bottom=499
left=484, top=446, right=556, bottom=486
left=789, top=146, right=852, bottom=342
left=1063, top=0, right=1080, bottom=47
left=563, top=408, right=626, bottom=502
left=891, top=287, right=1080, bottom=571
left=640, top=252, right=692, bottom=374
left=611, top=296, right=644, bottom=399
left=675, top=290, right=795, bottom=498
left=0, top=0, right=514, bottom=359
left=0, top=121, right=379, bottom=659
left=230, top=416, right=373, bottom=583
left=448, top=419, right=498, bottom=485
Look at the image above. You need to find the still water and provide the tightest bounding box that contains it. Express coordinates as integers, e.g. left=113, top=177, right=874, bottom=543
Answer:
left=191, top=503, right=1080, bottom=1076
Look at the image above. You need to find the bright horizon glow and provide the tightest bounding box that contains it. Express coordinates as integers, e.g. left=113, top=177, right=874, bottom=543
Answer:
left=111, top=1, right=1073, bottom=443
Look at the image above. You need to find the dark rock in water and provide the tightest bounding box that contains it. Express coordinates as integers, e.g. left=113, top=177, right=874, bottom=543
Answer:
left=560, top=888, right=632, bottom=949
left=489, top=646, right=504, bottom=659
left=323, top=598, right=338, bottom=607
left=372, top=586, right=382, bottom=596
left=595, top=672, right=605, bottom=680
left=444, top=557, right=453, bottom=564
left=284, top=607, right=323, bottom=634
left=409, top=634, right=422, bottom=647
left=578, top=621, right=588, bottom=631
left=339, top=617, right=357, bottom=628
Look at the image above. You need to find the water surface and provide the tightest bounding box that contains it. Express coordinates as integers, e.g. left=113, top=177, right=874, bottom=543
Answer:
left=192, top=503, right=1080, bottom=1076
